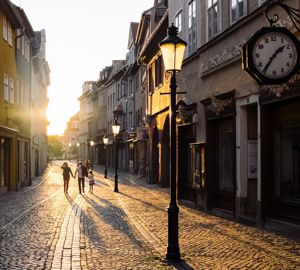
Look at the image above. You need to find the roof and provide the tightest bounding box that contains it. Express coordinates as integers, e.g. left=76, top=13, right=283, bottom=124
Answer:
left=0, top=0, right=21, bottom=29
left=10, top=2, right=35, bottom=38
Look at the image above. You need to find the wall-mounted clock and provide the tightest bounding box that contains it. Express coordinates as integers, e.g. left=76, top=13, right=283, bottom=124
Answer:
left=243, top=27, right=300, bottom=85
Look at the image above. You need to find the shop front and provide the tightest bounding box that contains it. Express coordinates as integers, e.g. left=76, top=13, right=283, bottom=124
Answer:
left=260, top=84, right=300, bottom=223
left=201, top=91, right=236, bottom=213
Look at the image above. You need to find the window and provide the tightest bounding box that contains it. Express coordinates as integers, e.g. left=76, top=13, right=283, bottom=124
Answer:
left=231, top=0, right=246, bottom=23
left=117, top=84, right=120, bottom=100
left=129, top=79, right=133, bottom=95
left=148, top=64, right=154, bottom=94
left=3, top=17, right=7, bottom=41
left=155, top=55, right=163, bottom=87
left=175, top=11, right=182, bottom=36
left=7, top=23, right=12, bottom=46
left=9, top=79, right=14, bottom=103
left=8, top=23, right=12, bottom=46
left=208, top=0, right=220, bottom=39
left=17, top=29, right=21, bottom=50
left=4, top=74, right=9, bottom=102
left=25, top=40, right=30, bottom=61
left=21, top=36, right=25, bottom=56
left=129, top=112, right=133, bottom=129
left=188, top=0, right=197, bottom=54
left=87, top=101, right=92, bottom=113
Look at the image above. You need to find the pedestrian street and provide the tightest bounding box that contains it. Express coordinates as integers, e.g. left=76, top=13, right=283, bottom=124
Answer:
left=0, top=161, right=299, bottom=270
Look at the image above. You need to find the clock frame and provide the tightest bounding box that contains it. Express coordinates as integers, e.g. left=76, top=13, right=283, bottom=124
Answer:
left=242, top=27, right=300, bottom=85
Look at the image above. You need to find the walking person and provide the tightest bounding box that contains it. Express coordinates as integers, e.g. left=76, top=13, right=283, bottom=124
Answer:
left=74, top=161, right=88, bottom=194
left=88, top=170, right=95, bottom=194
left=61, top=162, right=74, bottom=194
left=85, top=159, right=92, bottom=170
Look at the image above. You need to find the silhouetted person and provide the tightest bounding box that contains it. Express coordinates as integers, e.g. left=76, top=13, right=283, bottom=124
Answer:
left=74, top=161, right=88, bottom=194
left=61, top=162, right=74, bottom=194
left=88, top=170, right=95, bottom=193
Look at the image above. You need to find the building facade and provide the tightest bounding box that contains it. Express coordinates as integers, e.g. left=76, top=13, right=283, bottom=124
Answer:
left=168, top=0, right=300, bottom=225
left=0, top=0, right=21, bottom=193
left=30, top=30, right=50, bottom=178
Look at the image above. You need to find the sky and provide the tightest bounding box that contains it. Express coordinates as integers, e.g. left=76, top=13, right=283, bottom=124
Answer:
left=13, top=0, right=154, bottom=135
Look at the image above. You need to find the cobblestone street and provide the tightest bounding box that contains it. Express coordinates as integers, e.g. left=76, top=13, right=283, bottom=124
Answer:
left=0, top=161, right=299, bottom=270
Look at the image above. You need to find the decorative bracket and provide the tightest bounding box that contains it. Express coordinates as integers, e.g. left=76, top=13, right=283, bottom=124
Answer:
left=265, top=1, right=300, bottom=31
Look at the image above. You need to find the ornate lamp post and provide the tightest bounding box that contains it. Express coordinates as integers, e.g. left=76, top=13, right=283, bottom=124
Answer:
left=103, top=136, right=108, bottom=178
left=76, top=142, right=80, bottom=163
left=90, top=140, right=95, bottom=169
left=159, top=23, right=187, bottom=261
left=112, top=118, right=120, bottom=192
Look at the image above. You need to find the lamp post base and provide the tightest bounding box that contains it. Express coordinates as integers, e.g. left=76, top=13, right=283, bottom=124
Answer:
left=104, top=168, right=107, bottom=178
left=166, top=204, right=180, bottom=261
left=114, top=174, right=119, bottom=193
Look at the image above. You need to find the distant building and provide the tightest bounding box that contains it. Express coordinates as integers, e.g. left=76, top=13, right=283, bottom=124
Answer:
left=63, top=112, right=80, bottom=161
left=30, top=29, right=50, bottom=177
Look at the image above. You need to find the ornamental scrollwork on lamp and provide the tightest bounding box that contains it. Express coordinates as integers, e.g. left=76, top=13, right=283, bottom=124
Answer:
left=206, top=94, right=233, bottom=116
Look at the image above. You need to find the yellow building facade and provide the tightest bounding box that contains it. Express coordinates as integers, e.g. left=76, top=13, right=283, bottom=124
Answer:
left=0, top=1, right=21, bottom=193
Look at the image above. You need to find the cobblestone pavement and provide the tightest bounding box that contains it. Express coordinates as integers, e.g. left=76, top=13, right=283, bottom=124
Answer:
left=91, top=165, right=300, bottom=270
left=0, top=162, right=299, bottom=270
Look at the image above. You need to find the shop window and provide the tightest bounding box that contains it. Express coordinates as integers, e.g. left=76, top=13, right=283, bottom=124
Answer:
left=0, top=138, right=9, bottom=187
left=191, top=143, right=206, bottom=190
left=274, top=122, right=300, bottom=198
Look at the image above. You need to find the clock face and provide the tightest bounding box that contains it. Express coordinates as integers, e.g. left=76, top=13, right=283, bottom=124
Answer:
left=252, top=31, right=298, bottom=80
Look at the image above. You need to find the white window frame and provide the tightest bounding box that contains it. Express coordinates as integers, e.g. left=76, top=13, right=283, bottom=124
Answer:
left=175, top=10, right=182, bottom=36
left=4, top=74, right=9, bottom=102
left=230, top=0, right=247, bottom=24
left=9, top=79, right=14, bottom=103
left=188, top=0, right=197, bottom=55
left=207, top=0, right=220, bottom=39
left=8, top=23, right=12, bottom=46
left=3, top=17, right=7, bottom=41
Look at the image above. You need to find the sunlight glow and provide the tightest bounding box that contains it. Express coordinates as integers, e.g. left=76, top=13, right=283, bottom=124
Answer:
left=14, top=0, right=153, bottom=135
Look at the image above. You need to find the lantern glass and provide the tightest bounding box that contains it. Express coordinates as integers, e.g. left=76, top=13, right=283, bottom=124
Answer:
left=90, top=141, right=94, bottom=146
left=112, top=120, right=120, bottom=135
left=160, top=42, right=186, bottom=72
left=103, top=136, right=108, bottom=145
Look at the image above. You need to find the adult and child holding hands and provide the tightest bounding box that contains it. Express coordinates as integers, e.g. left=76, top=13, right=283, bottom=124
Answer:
left=60, top=160, right=95, bottom=194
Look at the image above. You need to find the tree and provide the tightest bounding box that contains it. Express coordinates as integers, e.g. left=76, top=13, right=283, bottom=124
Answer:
left=48, top=135, right=64, bottom=159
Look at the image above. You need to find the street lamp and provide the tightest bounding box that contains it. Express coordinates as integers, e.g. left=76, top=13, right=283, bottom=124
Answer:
left=76, top=142, right=80, bottom=163
left=159, top=23, right=187, bottom=261
left=103, top=135, right=108, bottom=178
left=112, top=118, right=120, bottom=192
left=90, top=140, right=94, bottom=169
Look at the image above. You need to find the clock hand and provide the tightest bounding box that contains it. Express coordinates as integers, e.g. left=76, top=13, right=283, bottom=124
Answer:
left=262, top=45, right=285, bottom=74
